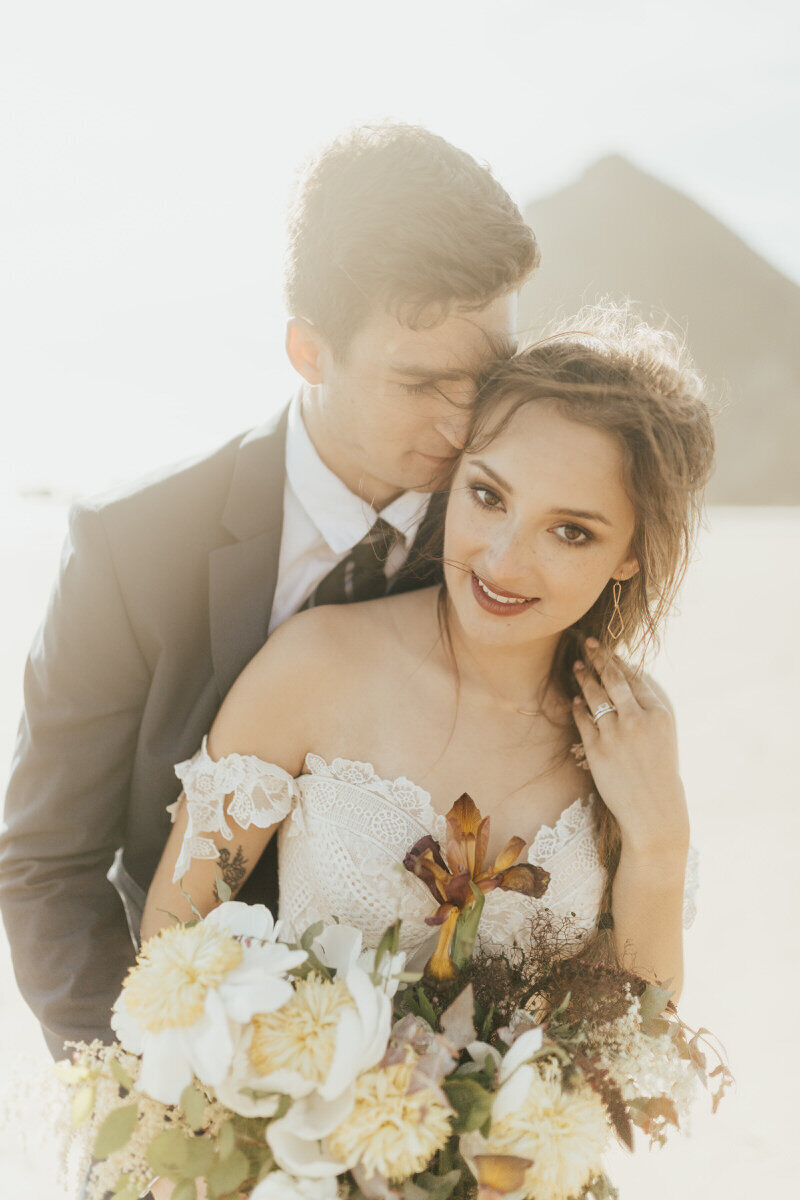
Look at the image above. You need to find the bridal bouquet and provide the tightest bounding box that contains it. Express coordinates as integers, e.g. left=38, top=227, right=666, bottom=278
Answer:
left=57, top=796, right=732, bottom=1200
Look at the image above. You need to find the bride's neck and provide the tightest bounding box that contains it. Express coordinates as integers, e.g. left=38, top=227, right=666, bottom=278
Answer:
left=445, top=604, right=561, bottom=715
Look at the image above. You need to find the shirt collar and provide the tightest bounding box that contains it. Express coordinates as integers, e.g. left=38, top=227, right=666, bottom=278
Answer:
left=285, top=389, right=430, bottom=556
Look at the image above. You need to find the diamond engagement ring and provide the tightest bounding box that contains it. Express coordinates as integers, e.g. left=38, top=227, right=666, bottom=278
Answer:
left=591, top=701, right=616, bottom=725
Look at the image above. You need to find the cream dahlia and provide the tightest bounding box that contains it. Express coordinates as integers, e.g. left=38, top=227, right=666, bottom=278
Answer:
left=326, top=1053, right=454, bottom=1183
left=465, top=1058, right=610, bottom=1200
left=251, top=974, right=356, bottom=1083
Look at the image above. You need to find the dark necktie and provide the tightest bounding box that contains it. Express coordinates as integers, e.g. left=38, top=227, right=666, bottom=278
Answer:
left=304, top=517, right=401, bottom=609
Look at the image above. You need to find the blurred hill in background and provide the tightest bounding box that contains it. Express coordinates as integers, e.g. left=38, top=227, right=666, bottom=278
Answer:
left=519, top=156, right=800, bottom=504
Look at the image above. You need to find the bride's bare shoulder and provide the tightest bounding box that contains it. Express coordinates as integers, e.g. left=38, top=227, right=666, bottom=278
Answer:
left=211, top=590, right=440, bottom=765
left=310, top=587, right=441, bottom=655
left=209, top=607, right=351, bottom=768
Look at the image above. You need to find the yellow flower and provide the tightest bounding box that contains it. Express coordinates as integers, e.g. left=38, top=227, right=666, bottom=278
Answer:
left=327, top=1053, right=453, bottom=1183
left=249, top=974, right=356, bottom=1083
left=485, top=1060, right=609, bottom=1200
left=124, top=923, right=242, bottom=1032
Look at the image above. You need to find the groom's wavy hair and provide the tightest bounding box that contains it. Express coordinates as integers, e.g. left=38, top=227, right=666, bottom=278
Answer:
left=441, top=301, right=716, bottom=971
left=284, top=122, right=538, bottom=357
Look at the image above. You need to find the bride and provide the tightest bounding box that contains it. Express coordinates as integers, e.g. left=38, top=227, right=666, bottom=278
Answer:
left=142, top=304, right=713, bottom=1014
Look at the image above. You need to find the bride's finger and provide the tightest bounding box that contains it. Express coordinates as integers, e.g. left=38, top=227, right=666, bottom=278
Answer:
left=595, top=647, right=665, bottom=711
left=584, top=641, right=640, bottom=714
left=573, top=660, right=616, bottom=723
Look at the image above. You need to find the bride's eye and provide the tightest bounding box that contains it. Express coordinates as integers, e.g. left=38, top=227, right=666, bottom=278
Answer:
left=553, top=523, right=593, bottom=546
left=469, top=484, right=504, bottom=511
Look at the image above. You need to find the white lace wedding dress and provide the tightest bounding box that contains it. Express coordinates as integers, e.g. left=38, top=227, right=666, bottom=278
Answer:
left=173, top=737, right=699, bottom=963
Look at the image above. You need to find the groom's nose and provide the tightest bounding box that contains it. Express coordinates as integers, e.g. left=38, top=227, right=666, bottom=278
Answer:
left=433, top=408, right=471, bottom=450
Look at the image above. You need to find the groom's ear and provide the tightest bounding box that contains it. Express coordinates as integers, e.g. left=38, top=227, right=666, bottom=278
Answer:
left=286, top=318, right=327, bottom=384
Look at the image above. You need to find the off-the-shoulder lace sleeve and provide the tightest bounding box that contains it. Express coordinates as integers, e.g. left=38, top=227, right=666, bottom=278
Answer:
left=682, top=842, right=700, bottom=929
left=169, top=736, right=297, bottom=882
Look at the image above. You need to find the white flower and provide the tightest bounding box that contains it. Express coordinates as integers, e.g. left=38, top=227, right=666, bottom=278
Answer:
left=250, top=1169, right=341, bottom=1200
left=312, top=924, right=407, bottom=998
left=205, top=900, right=284, bottom=943
left=111, top=904, right=306, bottom=1104
left=216, top=961, right=392, bottom=1114
left=266, top=1090, right=354, bottom=1178
left=466, top=1025, right=543, bottom=1085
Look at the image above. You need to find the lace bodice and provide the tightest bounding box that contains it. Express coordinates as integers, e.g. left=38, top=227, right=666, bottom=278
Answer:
left=173, top=739, right=699, bottom=962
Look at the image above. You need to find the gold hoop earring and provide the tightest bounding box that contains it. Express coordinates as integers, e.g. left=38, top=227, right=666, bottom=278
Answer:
left=607, top=580, right=624, bottom=640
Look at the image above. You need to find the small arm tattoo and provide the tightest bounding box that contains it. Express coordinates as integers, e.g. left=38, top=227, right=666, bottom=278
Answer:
left=214, top=846, right=249, bottom=900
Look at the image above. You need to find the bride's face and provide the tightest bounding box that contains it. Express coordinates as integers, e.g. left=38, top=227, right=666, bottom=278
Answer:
left=444, top=401, right=640, bottom=648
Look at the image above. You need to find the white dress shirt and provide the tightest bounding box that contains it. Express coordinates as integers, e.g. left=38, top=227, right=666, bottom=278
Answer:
left=268, top=392, right=431, bottom=633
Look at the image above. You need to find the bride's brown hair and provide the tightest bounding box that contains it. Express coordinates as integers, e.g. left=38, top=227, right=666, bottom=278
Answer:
left=444, top=302, right=716, bottom=971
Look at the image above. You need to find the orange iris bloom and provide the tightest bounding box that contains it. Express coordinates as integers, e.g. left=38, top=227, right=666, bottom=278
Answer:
left=404, top=793, right=550, bottom=982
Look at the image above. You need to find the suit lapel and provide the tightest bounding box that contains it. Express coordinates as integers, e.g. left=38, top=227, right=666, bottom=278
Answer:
left=209, top=404, right=290, bottom=701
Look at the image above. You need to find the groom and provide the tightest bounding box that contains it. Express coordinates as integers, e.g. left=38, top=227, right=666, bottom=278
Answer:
left=0, top=123, right=538, bottom=1058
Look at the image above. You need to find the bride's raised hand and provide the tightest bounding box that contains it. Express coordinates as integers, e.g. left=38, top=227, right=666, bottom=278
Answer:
left=571, top=639, right=690, bottom=862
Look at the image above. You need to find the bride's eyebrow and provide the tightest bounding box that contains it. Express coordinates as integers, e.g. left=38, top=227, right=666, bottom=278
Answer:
left=469, top=459, right=512, bottom=492
left=552, top=507, right=612, bottom=527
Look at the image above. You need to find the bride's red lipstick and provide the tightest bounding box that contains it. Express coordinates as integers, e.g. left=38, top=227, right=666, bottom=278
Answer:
left=470, top=571, right=539, bottom=616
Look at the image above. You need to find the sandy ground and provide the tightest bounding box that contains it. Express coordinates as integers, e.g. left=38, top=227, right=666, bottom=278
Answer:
left=0, top=499, right=797, bottom=1198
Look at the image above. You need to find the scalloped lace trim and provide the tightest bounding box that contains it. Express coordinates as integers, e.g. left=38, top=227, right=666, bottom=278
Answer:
left=170, top=736, right=296, bottom=881
left=302, top=752, right=448, bottom=842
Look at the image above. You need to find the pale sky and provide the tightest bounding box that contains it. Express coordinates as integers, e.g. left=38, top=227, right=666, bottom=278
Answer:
left=2, top=0, right=798, bottom=493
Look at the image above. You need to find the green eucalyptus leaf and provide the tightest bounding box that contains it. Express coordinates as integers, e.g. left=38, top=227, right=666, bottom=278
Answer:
left=93, top=1103, right=138, bottom=1159
left=300, top=920, right=325, bottom=950
left=256, top=1150, right=277, bottom=1182
left=172, top=1181, right=197, bottom=1200
left=183, top=1137, right=216, bottom=1176
left=374, top=920, right=402, bottom=971
left=442, top=1076, right=494, bottom=1133
left=407, top=1169, right=462, bottom=1200
left=109, top=1059, right=135, bottom=1093
left=639, top=983, right=673, bottom=1024
left=641, top=1015, right=671, bottom=1038
left=417, top=986, right=438, bottom=1030
left=214, top=868, right=232, bottom=903
left=217, top=1120, right=236, bottom=1161
left=480, top=1001, right=496, bottom=1042
left=179, top=881, right=203, bottom=921
left=238, top=1086, right=281, bottom=1103
left=180, top=1084, right=207, bottom=1131
left=110, top=1173, right=137, bottom=1198
left=206, top=1147, right=249, bottom=1199
left=146, top=1128, right=191, bottom=1176
left=71, top=1083, right=96, bottom=1127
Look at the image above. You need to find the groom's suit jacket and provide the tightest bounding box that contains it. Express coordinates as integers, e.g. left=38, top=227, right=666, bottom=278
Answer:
left=0, top=403, right=442, bottom=1058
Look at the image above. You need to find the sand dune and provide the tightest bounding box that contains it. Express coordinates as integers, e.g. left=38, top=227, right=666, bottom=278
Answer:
left=0, top=499, right=797, bottom=1197
left=520, top=156, right=800, bottom=504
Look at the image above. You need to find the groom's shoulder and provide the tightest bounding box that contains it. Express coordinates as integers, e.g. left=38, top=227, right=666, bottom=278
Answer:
left=74, top=408, right=288, bottom=542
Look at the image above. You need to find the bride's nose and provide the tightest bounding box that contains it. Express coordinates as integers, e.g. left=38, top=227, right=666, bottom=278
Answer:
left=484, top=527, right=538, bottom=591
